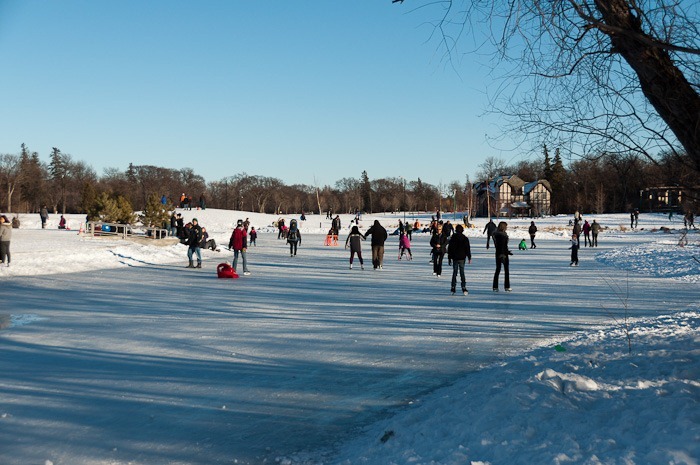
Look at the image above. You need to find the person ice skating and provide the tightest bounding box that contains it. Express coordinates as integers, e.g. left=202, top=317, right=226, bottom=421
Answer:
left=287, top=219, right=301, bottom=256
left=518, top=239, right=527, bottom=250
left=345, top=225, right=365, bottom=269
left=229, top=220, right=250, bottom=275
left=582, top=220, right=591, bottom=247
left=630, top=211, right=635, bottom=229
left=40, top=206, right=49, bottom=229
left=398, top=232, right=412, bottom=260
left=430, top=224, right=448, bottom=277
left=58, top=215, right=66, bottom=230
left=277, top=218, right=285, bottom=239
left=447, top=224, right=471, bottom=295
left=634, top=209, right=639, bottom=228
left=332, top=215, right=341, bottom=235
left=528, top=221, right=537, bottom=248
left=0, top=215, right=12, bottom=267
left=492, top=221, right=512, bottom=292
left=591, top=219, right=601, bottom=247
left=483, top=219, right=497, bottom=249
left=572, top=220, right=581, bottom=246
left=249, top=227, right=257, bottom=246
left=365, top=220, right=388, bottom=269
left=186, top=218, right=203, bottom=268
left=569, top=236, right=580, bottom=266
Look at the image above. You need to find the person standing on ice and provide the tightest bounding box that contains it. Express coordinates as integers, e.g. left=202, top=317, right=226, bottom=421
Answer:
left=249, top=227, right=257, bottom=246
left=398, top=231, right=412, bottom=260
left=483, top=219, right=497, bottom=249
left=492, top=221, right=512, bottom=292
left=569, top=235, right=580, bottom=266
left=0, top=215, right=12, bottom=266
left=186, top=218, right=203, bottom=268
left=287, top=219, right=301, bottom=256
left=447, top=224, right=471, bottom=295
left=430, top=224, right=448, bottom=277
left=591, top=219, right=601, bottom=247
left=528, top=221, right=538, bottom=248
left=345, top=225, right=365, bottom=269
left=364, top=219, right=388, bottom=269
left=582, top=220, right=592, bottom=247
left=229, top=220, right=251, bottom=275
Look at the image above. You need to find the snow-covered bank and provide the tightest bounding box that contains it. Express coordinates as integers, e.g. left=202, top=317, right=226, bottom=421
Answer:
left=302, top=310, right=700, bottom=465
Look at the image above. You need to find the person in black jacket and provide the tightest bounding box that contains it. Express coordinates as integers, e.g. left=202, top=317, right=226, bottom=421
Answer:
left=365, top=220, right=388, bottom=269
left=483, top=219, right=497, bottom=249
left=492, top=221, right=512, bottom=291
left=447, top=224, right=472, bottom=295
left=186, top=218, right=203, bottom=268
left=528, top=221, right=538, bottom=249
left=430, top=226, right=449, bottom=277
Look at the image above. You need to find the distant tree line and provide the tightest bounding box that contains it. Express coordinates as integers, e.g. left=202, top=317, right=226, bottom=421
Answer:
left=0, top=143, right=695, bottom=218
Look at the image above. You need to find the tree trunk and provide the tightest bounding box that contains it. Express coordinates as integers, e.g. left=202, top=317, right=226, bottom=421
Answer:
left=594, top=0, right=700, bottom=173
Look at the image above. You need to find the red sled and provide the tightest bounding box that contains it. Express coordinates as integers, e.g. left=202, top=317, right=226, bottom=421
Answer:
left=217, top=263, right=239, bottom=279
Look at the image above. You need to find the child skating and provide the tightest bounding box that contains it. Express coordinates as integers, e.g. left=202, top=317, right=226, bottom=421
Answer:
left=398, top=232, right=412, bottom=260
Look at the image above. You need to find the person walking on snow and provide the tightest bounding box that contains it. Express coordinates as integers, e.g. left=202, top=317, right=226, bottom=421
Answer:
left=186, top=218, right=203, bottom=268
left=0, top=215, right=12, bottom=266
left=365, top=220, right=388, bottom=269
left=40, top=206, right=49, bottom=229
left=229, top=220, right=251, bottom=275
left=345, top=225, right=366, bottom=269
left=447, top=224, right=471, bottom=295
left=483, top=219, right=497, bottom=249
left=287, top=219, right=301, bottom=256
left=528, top=221, right=538, bottom=248
left=492, top=221, right=512, bottom=292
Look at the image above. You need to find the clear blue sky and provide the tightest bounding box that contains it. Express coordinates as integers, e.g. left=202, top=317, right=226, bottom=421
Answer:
left=0, top=0, right=527, bottom=187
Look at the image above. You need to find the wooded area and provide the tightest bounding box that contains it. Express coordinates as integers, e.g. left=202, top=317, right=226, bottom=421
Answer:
left=1, top=143, right=695, bottom=217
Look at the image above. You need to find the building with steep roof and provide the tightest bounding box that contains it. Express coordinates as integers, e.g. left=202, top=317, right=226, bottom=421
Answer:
left=474, top=175, right=551, bottom=217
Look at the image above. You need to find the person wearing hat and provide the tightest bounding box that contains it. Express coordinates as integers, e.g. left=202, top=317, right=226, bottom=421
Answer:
left=228, top=220, right=251, bottom=275
left=186, top=218, right=203, bottom=268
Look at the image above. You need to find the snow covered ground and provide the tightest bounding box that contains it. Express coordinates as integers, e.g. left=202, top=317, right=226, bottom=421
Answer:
left=0, top=210, right=698, bottom=465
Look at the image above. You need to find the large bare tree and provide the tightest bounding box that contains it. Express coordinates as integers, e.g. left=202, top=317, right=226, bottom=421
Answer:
left=402, top=0, right=700, bottom=177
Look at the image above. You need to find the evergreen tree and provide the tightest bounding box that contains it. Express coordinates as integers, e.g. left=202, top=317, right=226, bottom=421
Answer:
left=139, top=193, right=170, bottom=229
left=549, top=148, right=567, bottom=214
left=543, top=145, right=553, bottom=181
left=49, top=147, right=69, bottom=214
left=361, top=170, right=372, bottom=213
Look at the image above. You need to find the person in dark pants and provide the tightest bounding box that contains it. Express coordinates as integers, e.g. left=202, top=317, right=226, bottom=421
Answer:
left=287, top=219, right=301, bottom=256
left=447, top=224, right=472, bottom=295
left=569, top=236, right=580, bottom=266
left=492, top=221, right=512, bottom=292
left=483, top=219, right=497, bottom=249
left=528, top=221, right=538, bottom=248
left=430, top=226, right=448, bottom=277
left=591, top=220, right=601, bottom=247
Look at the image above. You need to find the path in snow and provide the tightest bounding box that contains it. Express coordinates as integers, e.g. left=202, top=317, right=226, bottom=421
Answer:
left=0, top=233, right=694, bottom=464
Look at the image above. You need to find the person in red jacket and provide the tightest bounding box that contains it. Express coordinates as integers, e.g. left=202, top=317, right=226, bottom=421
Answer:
left=228, top=220, right=251, bottom=275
